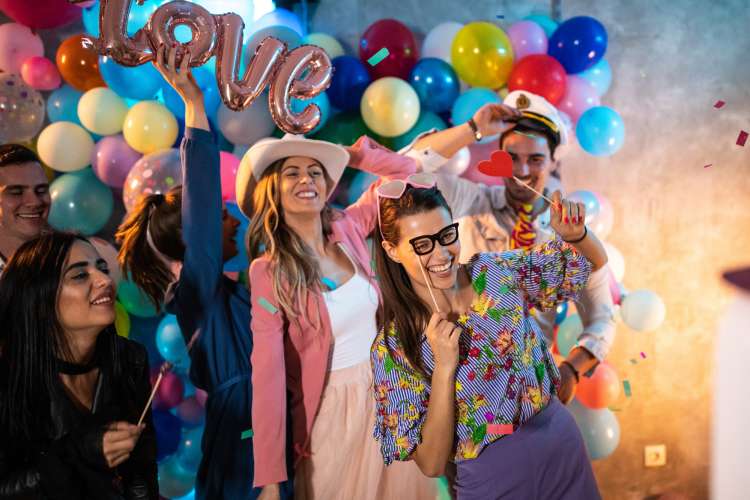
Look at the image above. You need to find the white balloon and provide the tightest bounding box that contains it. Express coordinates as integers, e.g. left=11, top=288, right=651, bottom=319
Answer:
left=603, top=242, right=625, bottom=282
left=621, top=289, right=665, bottom=332
left=217, top=94, right=276, bottom=146
left=438, top=147, right=471, bottom=176
left=303, top=33, right=345, bottom=59
left=422, top=22, right=463, bottom=63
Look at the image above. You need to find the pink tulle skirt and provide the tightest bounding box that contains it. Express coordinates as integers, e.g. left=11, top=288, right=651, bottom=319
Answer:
left=295, top=360, right=437, bottom=500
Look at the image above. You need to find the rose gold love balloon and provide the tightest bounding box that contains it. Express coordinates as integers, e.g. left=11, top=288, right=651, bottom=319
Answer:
left=97, top=0, right=152, bottom=66
left=146, top=0, right=216, bottom=67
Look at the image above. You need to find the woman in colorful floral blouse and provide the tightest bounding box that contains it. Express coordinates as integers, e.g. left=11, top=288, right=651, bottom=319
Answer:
left=370, top=176, right=607, bottom=499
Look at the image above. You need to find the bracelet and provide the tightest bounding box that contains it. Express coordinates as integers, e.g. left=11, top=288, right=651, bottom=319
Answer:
left=562, top=226, right=587, bottom=244
left=560, top=360, right=580, bottom=383
left=467, top=118, right=482, bottom=142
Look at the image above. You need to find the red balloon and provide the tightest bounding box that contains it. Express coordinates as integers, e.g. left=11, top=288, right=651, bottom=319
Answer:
left=151, top=369, right=185, bottom=411
left=508, top=54, right=567, bottom=105
left=0, top=0, right=81, bottom=29
left=576, top=361, right=620, bottom=410
left=359, top=19, right=418, bottom=80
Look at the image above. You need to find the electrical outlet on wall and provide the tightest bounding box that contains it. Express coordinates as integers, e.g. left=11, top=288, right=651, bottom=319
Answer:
left=644, top=444, right=667, bottom=467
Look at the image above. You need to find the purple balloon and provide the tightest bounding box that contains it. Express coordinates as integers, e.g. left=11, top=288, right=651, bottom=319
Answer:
left=176, top=396, right=205, bottom=428
left=92, top=135, right=142, bottom=188
left=152, top=369, right=184, bottom=411
left=507, top=21, right=548, bottom=61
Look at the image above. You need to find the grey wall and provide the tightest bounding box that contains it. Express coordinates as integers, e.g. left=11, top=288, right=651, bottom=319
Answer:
left=309, top=0, right=750, bottom=499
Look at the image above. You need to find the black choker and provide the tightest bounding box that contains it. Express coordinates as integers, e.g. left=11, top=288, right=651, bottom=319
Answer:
left=57, top=358, right=98, bottom=375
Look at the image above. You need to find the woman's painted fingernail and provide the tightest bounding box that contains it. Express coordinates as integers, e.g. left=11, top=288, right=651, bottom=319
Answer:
left=564, top=217, right=569, bottom=224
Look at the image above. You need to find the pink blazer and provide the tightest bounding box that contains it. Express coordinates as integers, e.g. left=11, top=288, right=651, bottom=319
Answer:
left=248, top=136, right=417, bottom=487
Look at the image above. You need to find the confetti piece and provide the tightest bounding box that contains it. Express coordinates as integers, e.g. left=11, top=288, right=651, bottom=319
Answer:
left=258, top=297, right=278, bottom=314
left=240, top=429, right=254, bottom=440
left=367, top=48, right=389, bottom=66
left=623, top=380, right=632, bottom=397
left=713, top=100, right=726, bottom=109
left=737, top=130, right=748, bottom=147
left=496, top=14, right=505, bottom=18
left=487, top=423, right=514, bottom=435
left=321, top=277, right=337, bottom=290
left=704, top=164, right=712, bottom=169
left=640, top=352, right=647, bottom=359
left=629, top=359, right=637, bottom=365
left=609, top=407, right=621, bottom=412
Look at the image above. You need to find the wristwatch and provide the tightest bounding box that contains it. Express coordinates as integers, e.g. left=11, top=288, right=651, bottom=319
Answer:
left=467, top=118, right=482, bottom=142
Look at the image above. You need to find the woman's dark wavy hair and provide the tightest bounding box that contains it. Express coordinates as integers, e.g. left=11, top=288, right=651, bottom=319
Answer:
left=373, top=185, right=453, bottom=379
left=0, top=232, right=122, bottom=440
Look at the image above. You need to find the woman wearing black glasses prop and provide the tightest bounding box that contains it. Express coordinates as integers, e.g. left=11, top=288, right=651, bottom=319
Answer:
left=371, top=175, right=606, bottom=499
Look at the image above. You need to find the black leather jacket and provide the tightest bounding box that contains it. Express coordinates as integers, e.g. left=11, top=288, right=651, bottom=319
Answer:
left=0, top=336, right=159, bottom=500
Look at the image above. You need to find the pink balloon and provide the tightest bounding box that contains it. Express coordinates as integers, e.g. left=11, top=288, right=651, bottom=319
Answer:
left=92, top=135, right=142, bottom=189
left=507, top=21, right=548, bottom=61
left=558, top=75, right=600, bottom=123
left=151, top=369, right=184, bottom=411
left=0, top=0, right=81, bottom=29
left=21, top=56, right=62, bottom=91
left=461, top=141, right=507, bottom=185
left=219, top=151, right=240, bottom=202
left=0, top=23, right=44, bottom=74
left=608, top=268, right=621, bottom=306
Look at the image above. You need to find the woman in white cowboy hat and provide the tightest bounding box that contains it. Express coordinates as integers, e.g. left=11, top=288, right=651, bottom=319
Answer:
left=237, top=134, right=436, bottom=499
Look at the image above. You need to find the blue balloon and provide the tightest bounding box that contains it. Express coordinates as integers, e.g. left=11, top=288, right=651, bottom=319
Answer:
left=83, top=0, right=169, bottom=37
left=223, top=201, right=249, bottom=273
left=577, top=59, right=612, bottom=96
left=291, top=92, right=331, bottom=136
left=391, top=111, right=446, bottom=151
left=451, top=89, right=501, bottom=144
left=48, top=169, right=113, bottom=236
left=568, top=400, right=621, bottom=460
left=47, top=85, right=82, bottom=124
left=153, top=409, right=183, bottom=462
left=409, top=58, right=460, bottom=113
left=176, top=426, right=204, bottom=473
left=160, top=67, right=221, bottom=122
left=156, top=314, right=188, bottom=365
left=548, top=16, right=608, bottom=74
left=523, top=14, right=559, bottom=38
left=99, top=55, right=163, bottom=100
left=327, top=56, right=371, bottom=112
left=576, top=106, right=625, bottom=156
left=555, top=301, right=569, bottom=325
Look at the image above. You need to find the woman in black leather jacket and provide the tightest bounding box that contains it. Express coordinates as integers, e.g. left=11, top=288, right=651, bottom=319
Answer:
left=0, top=232, right=158, bottom=499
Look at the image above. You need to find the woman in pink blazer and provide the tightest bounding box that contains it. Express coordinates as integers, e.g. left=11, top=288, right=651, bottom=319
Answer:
left=236, top=134, right=435, bottom=500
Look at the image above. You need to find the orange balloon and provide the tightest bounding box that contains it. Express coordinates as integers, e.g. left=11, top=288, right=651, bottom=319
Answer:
left=56, top=34, right=105, bottom=91
left=576, top=361, right=620, bottom=409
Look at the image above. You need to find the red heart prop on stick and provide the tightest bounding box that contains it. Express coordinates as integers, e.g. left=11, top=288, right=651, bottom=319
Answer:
left=477, top=150, right=513, bottom=178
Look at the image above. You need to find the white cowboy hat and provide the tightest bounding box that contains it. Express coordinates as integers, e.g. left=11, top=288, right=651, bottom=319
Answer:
left=235, top=133, right=350, bottom=217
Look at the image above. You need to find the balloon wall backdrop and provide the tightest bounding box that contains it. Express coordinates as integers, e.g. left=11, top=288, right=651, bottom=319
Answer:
left=0, top=2, right=663, bottom=496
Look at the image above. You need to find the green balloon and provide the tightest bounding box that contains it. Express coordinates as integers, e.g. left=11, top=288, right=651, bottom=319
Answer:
left=391, top=111, right=447, bottom=151
left=556, top=313, right=582, bottom=356
left=312, top=112, right=394, bottom=148
left=117, top=275, right=159, bottom=318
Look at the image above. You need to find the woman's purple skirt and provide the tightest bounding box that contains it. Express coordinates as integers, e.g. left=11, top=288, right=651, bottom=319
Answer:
left=455, top=398, right=601, bottom=500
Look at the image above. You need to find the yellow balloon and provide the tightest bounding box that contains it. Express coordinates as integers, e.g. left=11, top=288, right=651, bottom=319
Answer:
left=451, top=22, right=514, bottom=89
left=115, top=301, right=131, bottom=338
left=303, top=33, right=345, bottom=59
left=78, top=87, right=128, bottom=136
left=123, top=101, right=178, bottom=154
left=360, top=77, right=420, bottom=138
left=37, top=121, right=94, bottom=172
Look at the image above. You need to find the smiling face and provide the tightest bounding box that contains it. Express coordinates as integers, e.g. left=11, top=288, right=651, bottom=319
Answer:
left=501, top=131, right=554, bottom=203
left=278, top=156, right=330, bottom=217
left=0, top=162, right=50, bottom=242
left=383, top=207, right=461, bottom=291
left=57, top=240, right=116, bottom=336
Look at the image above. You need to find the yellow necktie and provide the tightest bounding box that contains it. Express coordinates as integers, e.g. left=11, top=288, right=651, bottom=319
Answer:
left=510, top=203, right=535, bottom=249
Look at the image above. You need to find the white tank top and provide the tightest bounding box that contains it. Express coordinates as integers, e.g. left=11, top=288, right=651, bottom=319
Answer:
left=323, top=270, right=379, bottom=371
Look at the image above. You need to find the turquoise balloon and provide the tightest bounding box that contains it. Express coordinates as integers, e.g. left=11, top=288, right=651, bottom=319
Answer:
left=100, top=55, right=163, bottom=101
left=555, top=301, right=569, bottom=325
left=291, top=92, right=331, bottom=136
left=451, top=88, right=501, bottom=144
left=156, top=314, right=188, bottom=365
left=346, top=171, right=377, bottom=205
left=568, top=399, right=621, bottom=460
left=176, top=426, right=204, bottom=473
left=48, top=168, right=113, bottom=236
left=556, top=313, right=582, bottom=356
left=576, top=106, right=625, bottom=156
left=117, top=276, right=159, bottom=317
left=83, top=0, right=169, bottom=37
left=523, top=14, right=559, bottom=38
left=578, top=59, right=612, bottom=97
left=47, top=85, right=82, bottom=124
left=391, top=111, right=446, bottom=151
left=158, top=455, right=196, bottom=499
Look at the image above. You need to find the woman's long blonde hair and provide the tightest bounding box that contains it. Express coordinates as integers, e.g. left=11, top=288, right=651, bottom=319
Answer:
left=246, top=158, right=336, bottom=327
